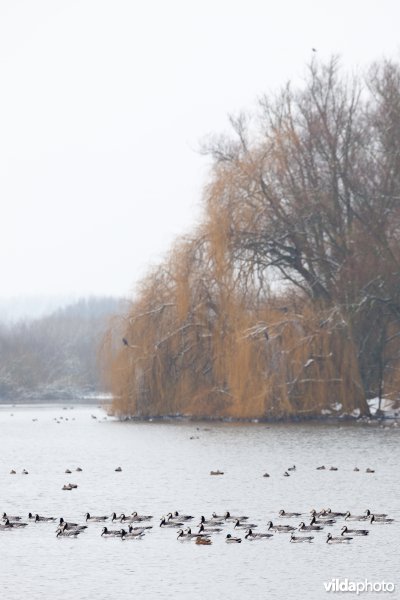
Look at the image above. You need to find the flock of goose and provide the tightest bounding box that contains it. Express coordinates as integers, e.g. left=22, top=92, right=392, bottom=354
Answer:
left=0, top=507, right=394, bottom=545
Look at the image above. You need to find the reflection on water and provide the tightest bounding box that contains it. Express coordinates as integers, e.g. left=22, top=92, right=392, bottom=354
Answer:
left=0, top=404, right=399, bottom=599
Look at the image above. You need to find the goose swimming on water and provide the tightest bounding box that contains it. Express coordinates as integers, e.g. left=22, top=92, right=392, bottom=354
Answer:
left=290, top=533, right=314, bottom=543
left=56, top=527, right=81, bottom=538
left=298, top=521, right=323, bottom=532
left=224, top=511, right=248, bottom=521
left=160, top=517, right=184, bottom=528
left=310, top=515, right=335, bottom=526
left=279, top=509, right=302, bottom=518
left=198, top=523, right=223, bottom=534
left=370, top=515, right=394, bottom=524
left=3, top=519, right=28, bottom=528
left=169, top=511, right=192, bottom=522
left=199, top=515, right=223, bottom=526
left=101, top=526, right=123, bottom=537
left=344, top=511, right=368, bottom=521
left=120, top=528, right=144, bottom=539
left=341, top=526, right=369, bottom=536
left=131, top=511, right=153, bottom=521
left=245, top=528, right=273, bottom=540
left=2, top=513, right=22, bottom=521
left=267, top=521, right=296, bottom=533
left=34, top=514, right=56, bottom=522
left=234, top=519, right=257, bottom=529
left=184, top=527, right=211, bottom=540
left=85, top=513, right=108, bottom=522
left=365, top=509, right=387, bottom=518
left=326, top=533, right=352, bottom=543
left=323, top=508, right=347, bottom=518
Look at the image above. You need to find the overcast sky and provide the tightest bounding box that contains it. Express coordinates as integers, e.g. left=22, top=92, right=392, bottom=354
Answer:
left=0, top=0, right=399, bottom=308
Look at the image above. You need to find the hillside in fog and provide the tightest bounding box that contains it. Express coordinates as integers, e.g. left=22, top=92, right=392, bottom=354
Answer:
left=0, top=297, right=122, bottom=402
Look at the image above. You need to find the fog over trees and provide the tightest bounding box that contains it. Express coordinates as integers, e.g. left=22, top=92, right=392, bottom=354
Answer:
left=0, top=297, right=121, bottom=402
left=104, top=57, right=400, bottom=419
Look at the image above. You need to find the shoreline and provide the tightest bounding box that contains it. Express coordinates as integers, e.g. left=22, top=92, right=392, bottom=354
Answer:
left=112, top=412, right=400, bottom=426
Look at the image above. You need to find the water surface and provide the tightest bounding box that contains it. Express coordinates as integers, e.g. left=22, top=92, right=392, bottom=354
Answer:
left=0, top=404, right=398, bottom=599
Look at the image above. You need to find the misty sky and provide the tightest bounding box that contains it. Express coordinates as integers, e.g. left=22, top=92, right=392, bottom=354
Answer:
left=1, top=0, right=399, bottom=305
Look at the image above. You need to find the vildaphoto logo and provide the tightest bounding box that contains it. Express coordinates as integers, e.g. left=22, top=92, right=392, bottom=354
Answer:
left=324, top=578, right=396, bottom=594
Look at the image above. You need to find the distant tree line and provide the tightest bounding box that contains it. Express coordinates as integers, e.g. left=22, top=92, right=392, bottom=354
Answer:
left=0, top=297, right=121, bottom=402
left=104, top=57, right=400, bottom=419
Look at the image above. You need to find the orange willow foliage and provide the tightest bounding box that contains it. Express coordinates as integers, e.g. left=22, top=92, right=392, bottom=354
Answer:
left=102, top=59, right=400, bottom=418
left=102, top=230, right=366, bottom=419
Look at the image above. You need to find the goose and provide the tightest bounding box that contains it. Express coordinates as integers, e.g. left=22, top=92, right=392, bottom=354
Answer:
left=288, top=465, right=296, bottom=471
left=365, top=509, right=388, bottom=518
left=59, top=518, right=87, bottom=531
left=119, top=513, right=138, bottom=523
left=279, top=509, right=302, bottom=518
left=267, top=521, right=296, bottom=533
left=366, top=468, right=375, bottom=473
left=183, top=527, right=211, bottom=540
left=130, top=511, right=153, bottom=521
left=160, top=517, right=184, bottom=528
left=85, top=513, right=108, bottom=522
left=34, top=514, right=56, bottom=522
left=101, top=526, right=123, bottom=537
left=169, top=511, right=192, bottom=522
left=198, top=523, right=223, bottom=534
left=211, top=512, right=225, bottom=520
left=224, top=511, right=248, bottom=521
left=341, top=526, right=369, bottom=536
left=128, top=524, right=152, bottom=533
left=196, top=536, right=212, bottom=545
left=316, top=465, right=326, bottom=470
left=9, top=470, right=16, bottom=475
left=283, top=472, right=290, bottom=477
left=370, top=515, right=394, bottom=524
left=76, top=467, right=83, bottom=472
left=310, top=515, right=335, bottom=526
left=65, top=469, right=72, bottom=474
left=354, top=467, right=360, bottom=472
left=2, top=513, right=22, bottom=521
left=3, top=519, right=28, bottom=528
left=298, top=522, right=323, bottom=532
left=327, top=533, right=352, bottom=543
left=329, top=466, right=338, bottom=471
left=225, top=534, right=241, bottom=543
left=344, top=511, right=368, bottom=521
left=177, top=529, right=192, bottom=541
left=115, top=467, right=122, bottom=472
left=234, top=519, right=257, bottom=529
left=56, top=528, right=81, bottom=538
left=245, top=528, right=273, bottom=540
left=62, top=484, right=73, bottom=490
left=310, top=509, right=325, bottom=517
left=120, top=528, right=144, bottom=539
left=263, top=473, right=270, bottom=477
left=323, top=508, right=347, bottom=518
left=210, top=470, right=224, bottom=475
left=199, top=515, right=224, bottom=526
left=22, top=469, right=29, bottom=475
left=290, top=533, right=314, bottom=543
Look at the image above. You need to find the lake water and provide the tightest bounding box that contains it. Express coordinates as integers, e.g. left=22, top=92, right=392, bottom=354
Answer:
left=0, top=404, right=399, bottom=599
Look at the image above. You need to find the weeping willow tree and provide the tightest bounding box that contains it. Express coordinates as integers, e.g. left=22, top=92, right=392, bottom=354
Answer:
left=103, top=57, right=400, bottom=419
